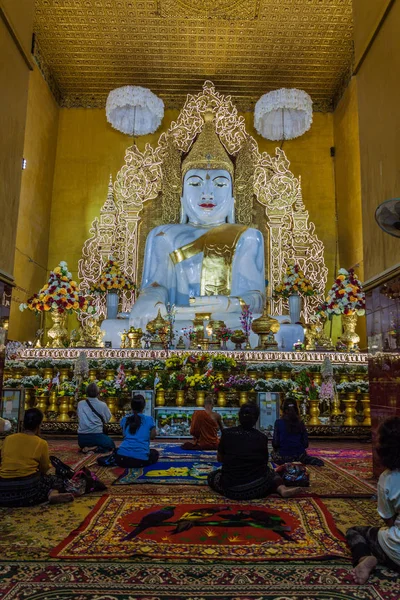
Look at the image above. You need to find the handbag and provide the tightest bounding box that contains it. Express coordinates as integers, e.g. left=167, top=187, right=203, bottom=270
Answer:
left=64, top=467, right=107, bottom=496
left=85, top=398, right=109, bottom=435
left=50, top=455, right=75, bottom=480
left=276, top=463, right=310, bottom=487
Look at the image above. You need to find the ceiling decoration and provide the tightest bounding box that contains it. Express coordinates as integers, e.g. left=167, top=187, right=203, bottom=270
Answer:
left=33, top=0, right=353, bottom=112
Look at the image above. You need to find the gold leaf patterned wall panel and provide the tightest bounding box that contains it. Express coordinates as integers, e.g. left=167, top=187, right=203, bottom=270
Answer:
left=33, top=0, right=353, bottom=111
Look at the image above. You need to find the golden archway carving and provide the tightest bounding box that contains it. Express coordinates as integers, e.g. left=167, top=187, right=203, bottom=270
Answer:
left=79, top=81, right=327, bottom=323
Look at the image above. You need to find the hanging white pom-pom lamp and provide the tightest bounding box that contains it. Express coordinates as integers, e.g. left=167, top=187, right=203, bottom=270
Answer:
left=254, top=88, right=313, bottom=141
left=106, top=85, right=164, bottom=136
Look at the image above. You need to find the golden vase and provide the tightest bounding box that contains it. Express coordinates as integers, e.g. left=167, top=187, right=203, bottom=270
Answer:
left=308, top=397, right=322, bottom=426
left=59, top=368, right=70, bottom=382
left=312, top=372, right=322, bottom=386
left=106, top=396, right=118, bottom=422
left=88, top=368, right=97, bottom=382
left=175, top=390, right=185, bottom=406
left=105, top=369, right=115, bottom=382
left=217, top=391, right=226, bottom=407
left=361, top=392, right=371, bottom=426
left=24, top=389, right=34, bottom=410
left=35, top=394, right=48, bottom=419
left=343, top=392, right=358, bottom=426
left=341, top=314, right=360, bottom=352
left=47, top=310, right=68, bottom=348
left=57, top=396, right=70, bottom=422
left=47, top=390, right=59, bottom=419
left=330, top=395, right=342, bottom=418
left=156, top=389, right=165, bottom=406
left=196, top=390, right=205, bottom=406
left=239, top=391, right=248, bottom=405
left=43, top=367, right=54, bottom=380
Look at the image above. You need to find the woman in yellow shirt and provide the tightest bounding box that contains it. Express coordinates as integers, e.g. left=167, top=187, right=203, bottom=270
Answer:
left=0, top=408, right=74, bottom=506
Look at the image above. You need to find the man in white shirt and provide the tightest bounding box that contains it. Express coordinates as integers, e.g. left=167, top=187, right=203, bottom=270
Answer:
left=346, top=417, right=400, bottom=583
left=77, top=383, right=115, bottom=453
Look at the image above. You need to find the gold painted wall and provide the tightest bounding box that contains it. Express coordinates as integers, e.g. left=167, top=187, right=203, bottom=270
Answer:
left=0, top=1, right=34, bottom=280
left=333, top=76, right=365, bottom=347
left=353, top=0, right=400, bottom=281
left=8, top=65, right=59, bottom=341
left=352, top=0, right=392, bottom=67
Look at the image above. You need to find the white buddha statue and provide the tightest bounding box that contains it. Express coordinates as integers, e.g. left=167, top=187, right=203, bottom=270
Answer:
left=102, top=110, right=304, bottom=348
left=129, top=110, right=265, bottom=333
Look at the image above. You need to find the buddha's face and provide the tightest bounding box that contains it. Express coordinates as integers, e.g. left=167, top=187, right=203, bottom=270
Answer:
left=182, top=168, right=234, bottom=225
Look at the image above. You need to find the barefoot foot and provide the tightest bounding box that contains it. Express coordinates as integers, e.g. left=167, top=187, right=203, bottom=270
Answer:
left=277, top=485, right=302, bottom=498
left=353, top=556, right=377, bottom=584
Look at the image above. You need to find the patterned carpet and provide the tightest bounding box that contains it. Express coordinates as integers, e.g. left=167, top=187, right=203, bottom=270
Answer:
left=51, top=490, right=348, bottom=561
left=1, top=439, right=396, bottom=599
left=1, top=561, right=399, bottom=599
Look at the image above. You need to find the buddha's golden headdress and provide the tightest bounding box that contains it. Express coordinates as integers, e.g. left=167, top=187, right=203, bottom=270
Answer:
left=181, top=110, right=234, bottom=179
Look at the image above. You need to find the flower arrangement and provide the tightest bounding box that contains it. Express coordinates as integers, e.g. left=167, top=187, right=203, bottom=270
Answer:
left=19, top=262, right=95, bottom=315
left=20, top=375, right=44, bottom=389
left=90, top=257, right=135, bottom=294
left=216, top=326, right=233, bottom=342
left=125, top=375, right=139, bottom=391
left=58, top=381, right=76, bottom=397
left=35, top=379, right=51, bottom=394
left=211, top=354, right=237, bottom=371
left=225, top=374, right=255, bottom=391
left=213, top=376, right=228, bottom=392
left=274, top=263, right=315, bottom=299
left=168, top=372, right=187, bottom=390
left=186, top=373, right=213, bottom=390
left=98, top=379, right=118, bottom=397
left=3, top=378, right=23, bottom=388
left=182, top=327, right=197, bottom=342
left=294, top=370, right=319, bottom=400
left=240, top=305, right=253, bottom=339
left=319, top=379, right=335, bottom=402
left=254, top=378, right=295, bottom=393
left=165, top=355, right=184, bottom=370
left=323, top=268, right=365, bottom=317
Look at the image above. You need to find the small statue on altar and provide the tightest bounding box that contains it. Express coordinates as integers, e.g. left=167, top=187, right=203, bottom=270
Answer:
left=129, top=110, right=265, bottom=333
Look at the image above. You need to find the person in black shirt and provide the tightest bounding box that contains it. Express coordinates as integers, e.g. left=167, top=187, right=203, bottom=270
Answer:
left=207, top=403, right=300, bottom=500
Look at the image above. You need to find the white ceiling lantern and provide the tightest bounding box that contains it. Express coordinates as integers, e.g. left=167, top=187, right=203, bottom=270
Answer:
left=254, top=88, right=313, bottom=141
left=106, top=85, right=164, bottom=136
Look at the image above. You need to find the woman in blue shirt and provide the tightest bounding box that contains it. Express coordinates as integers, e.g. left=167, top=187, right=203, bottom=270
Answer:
left=271, top=398, right=324, bottom=466
left=115, top=395, right=159, bottom=468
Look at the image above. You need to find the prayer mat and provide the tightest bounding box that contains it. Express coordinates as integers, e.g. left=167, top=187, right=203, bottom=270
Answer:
left=113, top=460, right=220, bottom=485
left=2, top=561, right=399, bottom=600
left=50, top=492, right=348, bottom=561
left=153, top=442, right=217, bottom=460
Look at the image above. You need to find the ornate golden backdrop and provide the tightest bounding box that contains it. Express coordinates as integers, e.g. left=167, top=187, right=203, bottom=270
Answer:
left=33, top=0, right=353, bottom=111
left=78, top=81, right=328, bottom=324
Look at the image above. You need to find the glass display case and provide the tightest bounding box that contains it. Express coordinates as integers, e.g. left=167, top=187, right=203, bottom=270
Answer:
left=154, top=406, right=240, bottom=438
left=154, top=394, right=281, bottom=438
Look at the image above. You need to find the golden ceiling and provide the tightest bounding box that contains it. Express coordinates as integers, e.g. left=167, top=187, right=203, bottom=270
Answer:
left=33, top=0, right=354, bottom=112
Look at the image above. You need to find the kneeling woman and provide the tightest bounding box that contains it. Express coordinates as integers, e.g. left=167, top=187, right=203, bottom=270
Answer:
left=115, top=395, right=159, bottom=468
left=271, top=398, right=324, bottom=466
left=208, top=403, right=300, bottom=500
left=0, top=408, right=73, bottom=507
